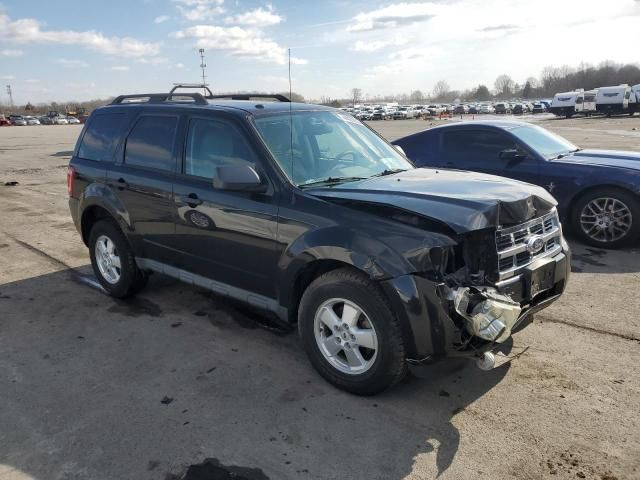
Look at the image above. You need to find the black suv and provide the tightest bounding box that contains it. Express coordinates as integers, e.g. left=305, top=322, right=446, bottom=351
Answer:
left=68, top=86, right=570, bottom=395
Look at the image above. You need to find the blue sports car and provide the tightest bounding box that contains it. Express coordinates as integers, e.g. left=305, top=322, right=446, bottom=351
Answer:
left=393, top=121, right=640, bottom=248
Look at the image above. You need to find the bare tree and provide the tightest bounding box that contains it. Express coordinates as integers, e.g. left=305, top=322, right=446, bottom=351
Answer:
left=494, top=74, right=514, bottom=98
left=432, top=80, right=450, bottom=100
left=351, top=88, right=362, bottom=105
left=409, top=90, right=425, bottom=103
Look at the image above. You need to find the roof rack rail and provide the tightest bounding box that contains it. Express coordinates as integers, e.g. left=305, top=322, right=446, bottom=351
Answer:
left=170, top=83, right=215, bottom=99
left=208, top=93, right=291, bottom=103
left=110, top=92, right=208, bottom=105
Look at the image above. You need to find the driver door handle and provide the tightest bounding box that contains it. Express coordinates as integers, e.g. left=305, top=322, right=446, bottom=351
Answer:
left=179, top=193, right=203, bottom=207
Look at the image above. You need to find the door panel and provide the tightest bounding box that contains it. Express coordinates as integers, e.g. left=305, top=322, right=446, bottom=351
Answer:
left=440, top=128, right=541, bottom=185
left=106, top=114, right=179, bottom=262
left=170, top=116, right=279, bottom=298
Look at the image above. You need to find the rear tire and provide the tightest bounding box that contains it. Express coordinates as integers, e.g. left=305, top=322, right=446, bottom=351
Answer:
left=298, top=268, right=407, bottom=395
left=89, top=219, right=148, bottom=297
left=571, top=188, right=640, bottom=248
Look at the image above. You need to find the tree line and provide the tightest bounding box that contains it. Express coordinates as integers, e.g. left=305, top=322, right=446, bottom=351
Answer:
left=336, top=61, right=640, bottom=105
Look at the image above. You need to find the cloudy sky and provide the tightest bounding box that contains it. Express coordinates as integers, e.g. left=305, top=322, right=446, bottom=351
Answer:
left=1, top=0, right=639, bottom=104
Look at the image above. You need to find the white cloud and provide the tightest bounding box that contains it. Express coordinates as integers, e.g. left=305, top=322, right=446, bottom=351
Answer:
left=364, top=46, right=442, bottom=77
left=175, top=63, right=185, bottom=69
left=172, top=25, right=307, bottom=65
left=108, top=66, right=130, bottom=71
left=350, top=38, right=407, bottom=52
left=348, top=2, right=442, bottom=32
left=136, top=57, right=169, bottom=65
left=56, top=58, right=89, bottom=68
left=225, top=6, right=283, bottom=27
left=0, top=13, right=161, bottom=58
left=154, top=15, right=170, bottom=24
left=0, top=75, right=16, bottom=80
left=173, top=0, right=225, bottom=21
left=0, top=49, right=23, bottom=57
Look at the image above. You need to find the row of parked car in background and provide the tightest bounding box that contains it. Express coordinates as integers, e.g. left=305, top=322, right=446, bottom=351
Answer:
left=341, top=83, right=640, bottom=121
left=0, top=111, right=86, bottom=126
left=341, top=101, right=557, bottom=120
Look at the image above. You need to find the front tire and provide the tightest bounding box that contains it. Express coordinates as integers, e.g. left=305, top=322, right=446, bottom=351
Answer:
left=298, top=268, right=407, bottom=395
left=89, top=220, right=148, bottom=297
left=571, top=188, right=640, bottom=248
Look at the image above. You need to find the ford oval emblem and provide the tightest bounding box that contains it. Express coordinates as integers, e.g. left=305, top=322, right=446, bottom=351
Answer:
left=526, top=235, right=545, bottom=255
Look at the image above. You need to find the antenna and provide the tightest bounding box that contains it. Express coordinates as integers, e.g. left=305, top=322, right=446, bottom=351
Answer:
left=198, top=48, right=207, bottom=96
left=6, top=85, right=14, bottom=107
left=288, top=48, right=294, bottom=182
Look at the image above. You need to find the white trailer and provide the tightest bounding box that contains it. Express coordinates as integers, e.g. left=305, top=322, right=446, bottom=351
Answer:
left=550, top=89, right=583, bottom=118
left=595, top=84, right=632, bottom=116
left=630, top=84, right=640, bottom=116
left=576, top=89, right=597, bottom=116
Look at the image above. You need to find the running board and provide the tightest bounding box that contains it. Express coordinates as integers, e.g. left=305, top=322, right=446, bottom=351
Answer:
left=136, top=258, right=288, bottom=322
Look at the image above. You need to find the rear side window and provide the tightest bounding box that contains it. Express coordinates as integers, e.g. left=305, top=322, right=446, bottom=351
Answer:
left=78, top=113, right=125, bottom=162
left=125, top=116, right=178, bottom=172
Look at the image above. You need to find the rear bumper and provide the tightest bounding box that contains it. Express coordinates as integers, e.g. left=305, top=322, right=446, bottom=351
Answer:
left=381, top=247, right=570, bottom=364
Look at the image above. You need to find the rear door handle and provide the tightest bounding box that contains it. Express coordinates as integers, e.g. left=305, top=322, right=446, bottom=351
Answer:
left=179, top=193, right=202, bottom=207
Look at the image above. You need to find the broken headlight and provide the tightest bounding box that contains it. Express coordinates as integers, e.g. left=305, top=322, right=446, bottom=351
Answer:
left=453, top=287, right=522, bottom=343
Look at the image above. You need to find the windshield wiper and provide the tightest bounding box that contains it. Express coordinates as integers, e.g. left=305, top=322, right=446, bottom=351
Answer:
left=369, top=168, right=408, bottom=178
left=298, top=176, right=367, bottom=188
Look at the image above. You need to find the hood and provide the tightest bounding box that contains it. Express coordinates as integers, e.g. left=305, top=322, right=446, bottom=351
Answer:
left=306, top=168, right=556, bottom=234
left=555, top=149, right=640, bottom=171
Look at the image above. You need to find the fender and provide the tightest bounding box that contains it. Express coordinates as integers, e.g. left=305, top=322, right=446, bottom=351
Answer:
left=276, top=224, right=445, bottom=310
left=79, top=182, right=132, bottom=239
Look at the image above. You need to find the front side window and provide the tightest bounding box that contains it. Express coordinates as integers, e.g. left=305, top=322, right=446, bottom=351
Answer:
left=253, top=111, right=412, bottom=187
left=78, top=113, right=125, bottom=162
left=184, top=118, right=255, bottom=179
left=124, top=116, right=178, bottom=172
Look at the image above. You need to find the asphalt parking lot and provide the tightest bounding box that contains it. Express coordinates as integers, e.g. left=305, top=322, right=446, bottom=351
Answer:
left=1, top=118, right=639, bottom=480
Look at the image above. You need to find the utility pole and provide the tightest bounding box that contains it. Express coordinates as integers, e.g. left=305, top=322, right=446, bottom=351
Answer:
left=198, top=48, right=207, bottom=95
left=6, top=85, right=14, bottom=108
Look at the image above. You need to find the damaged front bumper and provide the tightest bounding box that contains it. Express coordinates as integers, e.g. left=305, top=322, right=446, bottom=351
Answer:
left=380, top=248, right=570, bottom=366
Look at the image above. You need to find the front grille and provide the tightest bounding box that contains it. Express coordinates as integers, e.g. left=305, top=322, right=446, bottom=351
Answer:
left=495, top=210, right=562, bottom=280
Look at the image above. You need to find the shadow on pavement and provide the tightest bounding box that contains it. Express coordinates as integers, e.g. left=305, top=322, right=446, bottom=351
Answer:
left=565, top=237, right=640, bottom=274
left=1, top=267, right=511, bottom=480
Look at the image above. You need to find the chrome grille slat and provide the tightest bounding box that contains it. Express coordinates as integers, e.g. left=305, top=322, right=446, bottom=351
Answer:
left=495, top=210, right=562, bottom=281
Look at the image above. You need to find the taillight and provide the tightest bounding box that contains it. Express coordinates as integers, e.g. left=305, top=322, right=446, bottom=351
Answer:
left=67, top=166, right=76, bottom=197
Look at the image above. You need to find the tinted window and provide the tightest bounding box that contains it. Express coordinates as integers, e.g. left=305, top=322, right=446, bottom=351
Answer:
left=125, top=116, right=178, bottom=172
left=442, top=130, right=516, bottom=162
left=78, top=113, right=126, bottom=162
left=184, top=118, right=255, bottom=179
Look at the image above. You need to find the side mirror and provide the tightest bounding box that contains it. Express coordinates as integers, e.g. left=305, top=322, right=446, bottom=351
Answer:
left=213, top=164, right=267, bottom=192
left=499, top=148, right=527, bottom=162
left=394, top=145, right=406, bottom=156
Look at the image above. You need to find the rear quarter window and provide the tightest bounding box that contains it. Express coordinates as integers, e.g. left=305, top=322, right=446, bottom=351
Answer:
left=77, top=113, right=126, bottom=162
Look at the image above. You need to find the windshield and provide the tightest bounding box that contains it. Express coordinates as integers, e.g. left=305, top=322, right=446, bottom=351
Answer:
left=253, top=110, right=413, bottom=187
left=510, top=124, right=578, bottom=159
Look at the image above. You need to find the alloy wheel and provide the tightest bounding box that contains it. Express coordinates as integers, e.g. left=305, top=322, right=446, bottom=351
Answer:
left=580, top=197, right=633, bottom=243
left=94, top=234, right=122, bottom=284
left=313, top=298, right=378, bottom=375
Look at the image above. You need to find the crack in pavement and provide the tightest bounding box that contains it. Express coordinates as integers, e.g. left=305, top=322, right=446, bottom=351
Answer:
left=540, top=317, right=640, bottom=343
